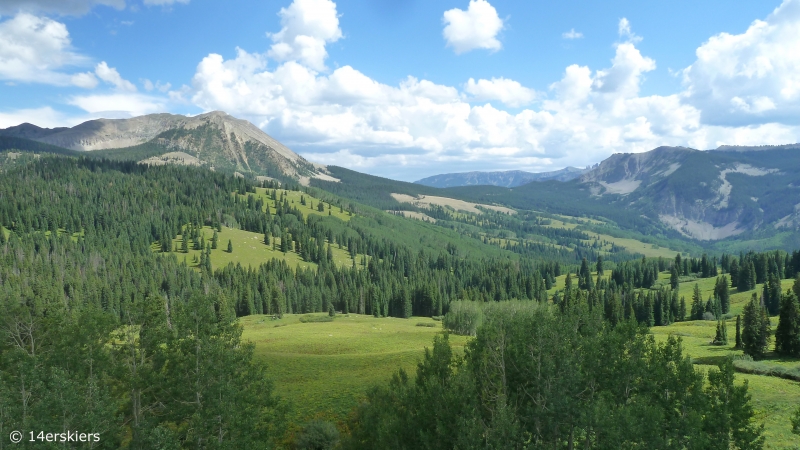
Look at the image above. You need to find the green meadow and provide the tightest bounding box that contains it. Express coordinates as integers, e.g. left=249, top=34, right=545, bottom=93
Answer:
left=161, top=225, right=359, bottom=271
left=154, top=189, right=367, bottom=270
left=240, top=314, right=469, bottom=421
left=242, top=273, right=800, bottom=447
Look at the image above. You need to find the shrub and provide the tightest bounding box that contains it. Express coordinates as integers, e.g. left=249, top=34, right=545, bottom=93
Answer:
left=703, top=311, right=716, bottom=321
left=416, top=322, right=436, bottom=327
left=732, top=359, right=800, bottom=382
left=443, top=301, right=484, bottom=336
left=299, top=315, right=334, bottom=323
left=295, top=420, right=339, bottom=450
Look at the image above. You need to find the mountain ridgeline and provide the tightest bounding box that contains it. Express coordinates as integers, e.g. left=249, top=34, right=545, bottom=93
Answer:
left=2, top=112, right=800, bottom=250
left=414, top=166, right=588, bottom=188
left=0, top=111, right=334, bottom=183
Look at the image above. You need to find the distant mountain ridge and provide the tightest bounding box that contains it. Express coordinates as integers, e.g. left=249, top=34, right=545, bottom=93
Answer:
left=0, top=111, right=333, bottom=182
left=575, top=145, right=800, bottom=240
left=414, top=167, right=588, bottom=188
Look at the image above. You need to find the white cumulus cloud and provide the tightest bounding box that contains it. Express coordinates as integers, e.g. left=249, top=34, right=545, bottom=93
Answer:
left=465, top=77, right=537, bottom=107
left=442, top=0, right=504, bottom=54
left=267, top=0, right=342, bottom=71
left=562, top=29, right=583, bottom=39
left=0, top=13, right=92, bottom=86
left=94, top=61, right=137, bottom=92
left=68, top=93, right=166, bottom=117
left=682, top=0, right=800, bottom=126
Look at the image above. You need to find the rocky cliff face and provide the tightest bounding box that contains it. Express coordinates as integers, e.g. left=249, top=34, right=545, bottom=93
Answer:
left=0, top=111, right=333, bottom=180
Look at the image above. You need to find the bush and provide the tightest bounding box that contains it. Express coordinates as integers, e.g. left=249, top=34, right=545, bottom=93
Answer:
left=416, top=322, right=436, bottom=327
left=443, top=301, right=484, bottom=336
left=295, top=420, right=339, bottom=450
left=431, top=315, right=443, bottom=321
left=299, top=314, right=334, bottom=323
left=703, top=311, right=716, bottom=321
left=732, top=359, right=800, bottom=382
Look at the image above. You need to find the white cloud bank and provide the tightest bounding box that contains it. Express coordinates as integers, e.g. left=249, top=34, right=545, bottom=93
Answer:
left=4, top=0, right=800, bottom=181
left=188, top=1, right=800, bottom=180
left=442, top=0, right=504, bottom=54
left=0, top=13, right=91, bottom=86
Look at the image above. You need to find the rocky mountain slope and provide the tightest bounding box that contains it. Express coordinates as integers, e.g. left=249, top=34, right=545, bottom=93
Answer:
left=414, top=167, right=588, bottom=188
left=0, top=111, right=332, bottom=182
left=576, top=145, right=800, bottom=240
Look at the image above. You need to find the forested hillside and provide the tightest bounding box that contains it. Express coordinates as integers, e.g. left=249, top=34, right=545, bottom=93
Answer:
left=1, top=150, right=799, bottom=447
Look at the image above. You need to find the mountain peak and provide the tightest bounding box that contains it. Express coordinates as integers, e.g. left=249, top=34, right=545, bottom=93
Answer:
left=0, top=111, right=323, bottom=180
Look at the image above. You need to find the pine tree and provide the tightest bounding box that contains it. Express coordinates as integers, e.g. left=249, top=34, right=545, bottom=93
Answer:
left=211, top=230, right=218, bottom=249
left=742, top=293, right=771, bottom=359
left=735, top=315, right=743, bottom=349
left=713, top=319, right=728, bottom=345
left=227, top=239, right=233, bottom=253
left=670, top=266, right=679, bottom=290
left=715, top=276, right=730, bottom=314
left=264, top=232, right=270, bottom=245
left=679, top=296, right=687, bottom=321
left=775, top=289, right=800, bottom=357
left=691, top=283, right=704, bottom=320
left=579, top=258, right=591, bottom=290
left=181, top=233, right=189, bottom=253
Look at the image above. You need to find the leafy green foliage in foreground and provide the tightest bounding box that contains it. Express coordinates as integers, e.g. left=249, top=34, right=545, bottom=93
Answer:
left=0, top=292, right=285, bottom=448
left=346, top=303, right=765, bottom=449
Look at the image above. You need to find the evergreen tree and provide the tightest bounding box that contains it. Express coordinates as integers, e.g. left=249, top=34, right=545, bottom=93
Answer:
left=679, top=296, right=687, bottom=322
left=713, top=319, right=728, bottom=345
left=715, top=275, right=730, bottom=314
left=596, top=255, right=604, bottom=277
left=735, top=315, right=743, bottom=349
left=227, top=239, right=233, bottom=253
left=579, top=258, right=591, bottom=290
left=775, top=289, right=800, bottom=357
left=670, top=266, right=679, bottom=290
left=742, top=293, right=771, bottom=360
left=211, top=229, right=218, bottom=249
left=764, top=274, right=782, bottom=316
left=691, top=283, right=704, bottom=320
left=181, top=232, right=189, bottom=253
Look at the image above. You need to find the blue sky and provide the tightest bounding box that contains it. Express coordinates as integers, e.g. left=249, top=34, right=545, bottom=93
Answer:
left=1, top=0, right=798, bottom=181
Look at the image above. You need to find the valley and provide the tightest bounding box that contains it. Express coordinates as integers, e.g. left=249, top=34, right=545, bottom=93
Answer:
left=1, top=113, right=799, bottom=449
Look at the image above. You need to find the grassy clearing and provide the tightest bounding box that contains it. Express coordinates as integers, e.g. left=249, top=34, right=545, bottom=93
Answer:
left=542, top=215, right=680, bottom=259
left=162, top=225, right=359, bottom=271
left=239, top=187, right=353, bottom=222
left=241, top=314, right=468, bottom=422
